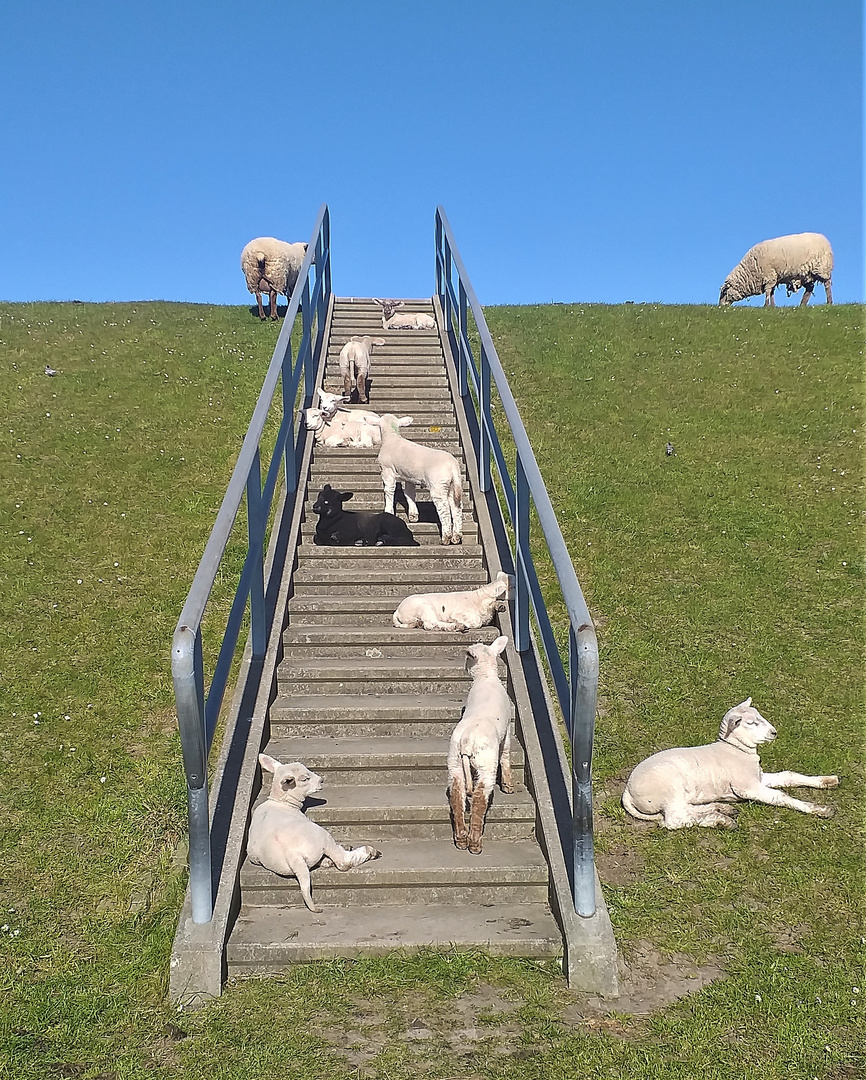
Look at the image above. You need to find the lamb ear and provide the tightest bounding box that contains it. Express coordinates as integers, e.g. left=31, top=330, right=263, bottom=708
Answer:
left=397, top=416, right=413, bottom=428
left=735, top=697, right=752, bottom=710
left=339, top=490, right=354, bottom=502
left=259, top=753, right=280, bottom=774
left=491, top=635, right=508, bottom=656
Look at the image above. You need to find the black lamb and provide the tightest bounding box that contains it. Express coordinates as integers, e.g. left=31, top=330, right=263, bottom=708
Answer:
left=311, top=484, right=419, bottom=546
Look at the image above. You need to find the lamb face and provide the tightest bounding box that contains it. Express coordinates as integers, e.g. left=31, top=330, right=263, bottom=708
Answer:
left=259, top=754, right=324, bottom=806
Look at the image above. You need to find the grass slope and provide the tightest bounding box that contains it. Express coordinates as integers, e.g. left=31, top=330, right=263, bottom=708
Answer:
left=0, top=300, right=861, bottom=1078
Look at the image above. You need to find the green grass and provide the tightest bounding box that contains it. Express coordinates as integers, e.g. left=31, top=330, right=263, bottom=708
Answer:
left=0, top=300, right=862, bottom=1079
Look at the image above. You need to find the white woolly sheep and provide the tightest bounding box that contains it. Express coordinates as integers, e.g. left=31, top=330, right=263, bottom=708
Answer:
left=719, top=233, right=833, bottom=307
left=316, top=388, right=349, bottom=420
left=304, top=406, right=383, bottom=448
left=373, top=298, right=436, bottom=330
left=339, top=335, right=386, bottom=404
left=622, top=697, right=840, bottom=830
left=393, top=572, right=513, bottom=632
left=371, top=414, right=463, bottom=545
left=447, top=636, right=513, bottom=854
left=240, top=237, right=308, bottom=320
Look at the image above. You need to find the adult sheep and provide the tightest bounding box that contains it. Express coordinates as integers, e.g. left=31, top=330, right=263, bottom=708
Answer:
left=240, top=237, right=308, bottom=320
left=719, top=232, right=833, bottom=307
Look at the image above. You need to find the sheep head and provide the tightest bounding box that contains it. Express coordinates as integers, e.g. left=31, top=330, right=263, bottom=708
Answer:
left=718, top=697, right=777, bottom=750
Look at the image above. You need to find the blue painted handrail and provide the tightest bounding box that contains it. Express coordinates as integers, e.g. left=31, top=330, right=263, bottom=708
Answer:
left=435, top=206, right=598, bottom=917
left=172, top=206, right=331, bottom=923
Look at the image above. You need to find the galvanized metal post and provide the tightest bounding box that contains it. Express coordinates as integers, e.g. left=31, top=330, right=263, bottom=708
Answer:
left=479, top=343, right=492, bottom=493
left=172, top=625, right=213, bottom=923
left=246, top=448, right=266, bottom=659
left=570, top=623, right=598, bottom=917
left=435, top=212, right=443, bottom=298
left=444, top=241, right=454, bottom=350
left=458, top=281, right=468, bottom=398
left=514, top=456, right=530, bottom=653
left=303, top=280, right=315, bottom=401
left=282, top=342, right=296, bottom=493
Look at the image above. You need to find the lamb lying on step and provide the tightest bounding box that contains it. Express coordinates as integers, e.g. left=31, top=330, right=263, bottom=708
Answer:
left=247, top=756, right=381, bottom=913
left=622, top=697, right=840, bottom=829
left=447, top=636, right=514, bottom=855
left=371, top=414, right=463, bottom=545
left=339, top=335, right=385, bottom=404
left=312, top=484, right=418, bottom=546
left=304, top=406, right=383, bottom=448
left=393, top=571, right=513, bottom=631
left=373, top=298, right=436, bottom=330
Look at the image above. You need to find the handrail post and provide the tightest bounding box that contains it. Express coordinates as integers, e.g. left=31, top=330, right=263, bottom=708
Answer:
left=282, top=340, right=297, bottom=493
left=570, top=623, right=598, bottom=917
left=435, top=211, right=443, bottom=298
left=458, top=280, right=468, bottom=398
left=479, top=342, right=492, bottom=492
left=246, top=449, right=266, bottom=659
left=302, top=279, right=315, bottom=401
left=514, top=456, right=530, bottom=652
left=172, top=625, right=212, bottom=923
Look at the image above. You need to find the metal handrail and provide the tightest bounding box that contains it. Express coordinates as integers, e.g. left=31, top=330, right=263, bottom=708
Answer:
left=435, top=206, right=599, bottom=917
left=172, top=205, right=332, bottom=923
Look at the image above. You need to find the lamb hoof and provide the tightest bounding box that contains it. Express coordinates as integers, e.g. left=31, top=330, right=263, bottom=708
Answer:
left=500, top=785, right=515, bottom=795
left=408, top=513, right=419, bottom=523
left=454, top=835, right=469, bottom=850
left=451, top=534, right=462, bottom=545
left=815, top=805, right=835, bottom=818
left=468, top=840, right=483, bottom=855
left=822, top=776, right=840, bottom=788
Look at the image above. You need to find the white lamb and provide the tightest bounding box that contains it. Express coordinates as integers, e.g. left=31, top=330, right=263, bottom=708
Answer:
left=339, top=335, right=385, bottom=404
left=371, top=414, right=463, bottom=545
left=373, top=298, right=436, bottom=330
left=240, top=237, right=308, bottom=320
left=622, top=697, right=840, bottom=830
left=393, top=572, right=513, bottom=631
left=304, top=406, right=382, bottom=448
left=447, top=636, right=513, bottom=855
left=719, top=233, right=834, bottom=307
left=315, top=388, right=349, bottom=420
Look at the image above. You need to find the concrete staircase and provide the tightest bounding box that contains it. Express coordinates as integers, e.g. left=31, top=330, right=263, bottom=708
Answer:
left=225, top=298, right=563, bottom=975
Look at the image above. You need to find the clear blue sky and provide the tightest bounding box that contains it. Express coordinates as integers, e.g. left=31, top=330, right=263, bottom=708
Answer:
left=1, top=2, right=862, bottom=307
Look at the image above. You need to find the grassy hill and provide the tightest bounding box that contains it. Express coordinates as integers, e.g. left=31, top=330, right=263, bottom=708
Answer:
left=0, top=300, right=861, bottom=1078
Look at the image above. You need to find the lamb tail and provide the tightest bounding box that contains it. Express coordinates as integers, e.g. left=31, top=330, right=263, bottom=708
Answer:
left=452, top=472, right=463, bottom=507
left=461, top=753, right=474, bottom=795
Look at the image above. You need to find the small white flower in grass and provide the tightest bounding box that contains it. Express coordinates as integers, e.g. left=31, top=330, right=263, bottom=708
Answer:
left=114, top=562, right=119, bottom=567
left=12, top=929, right=19, bottom=936
left=77, top=579, right=82, bottom=584
left=854, top=987, right=860, bottom=994
left=1, top=926, right=8, bottom=933
left=754, top=994, right=761, bottom=1003
left=100, top=776, right=106, bottom=783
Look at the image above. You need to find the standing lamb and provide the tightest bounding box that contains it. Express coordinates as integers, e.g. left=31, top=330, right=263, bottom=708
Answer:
left=373, top=298, right=437, bottom=330
left=622, top=697, right=840, bottom=829
left=393, top=572, right=513, bottom=631
left=240, top=237, right=308, bottom=320
left=447, top=636, right=514, bottom=854
left=371, top=414, right=464, bottom=545
left=339, top=335, right=386, bottom=404
left=719, top=233, right=833, bottom=307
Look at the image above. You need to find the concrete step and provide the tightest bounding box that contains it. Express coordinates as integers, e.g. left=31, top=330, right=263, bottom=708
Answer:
left=260, top=734, right=522, bottom=784
left=226, top=902, right=561, bottom=972
left=287, top=590, right=487, bottom=616
left=296, top=545, right=483, bottom=563
left=270, top=692, right=469, bottom=736
left=282, top=624, right=500, bottom=656
left=303, top=479, right=472, bottom=500
left=238, top=838, right=543, bottom=908
left=309, top=457, right=465, bottom=475
left=291, top=574, right=489, bottom=596
left=298, top=523, right=479, bottom=547
left=325, top=368, right=447, bottom=384
left=276, top=655, right=499, bottom=695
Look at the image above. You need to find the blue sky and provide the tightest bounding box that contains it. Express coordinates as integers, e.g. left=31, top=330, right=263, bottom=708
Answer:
left=1, top=2, right=862, bottom=307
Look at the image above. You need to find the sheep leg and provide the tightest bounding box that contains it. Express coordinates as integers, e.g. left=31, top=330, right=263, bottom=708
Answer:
left=761, top=771, right=839, bottom=790
left=343, top=366, right=353, bottom=401
left=403, top=481, right=419, bottom=522
left=737, top=783, right=835, bottom=817
left=269, top=287, right=279, bottom=320
left=357, top=369, right=367, bottom=404
left=662, top=803, right=737, bottom=830
left=764, top=286, right=775, bottom=307
left=431, top=492, right=453, bottom=543
left=824, top=279, right=833, bottom=304
left=322, top=834, right=381, bottom=871
left=467, top=782, right=491, bottom=854
left=450, top=486, right=463, bottom=545
left=799, top=282, right=814, bottom=306
left=449, top=773, right=469, bottom=848
left=499, top=732, right=514, bottom=794
left=255, top=291, right=266, bottom=321
left=283, top=852, right=322, bottom=913
left=381, top=470, right=397, bottom=515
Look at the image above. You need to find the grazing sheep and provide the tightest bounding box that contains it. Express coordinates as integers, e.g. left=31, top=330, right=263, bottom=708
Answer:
left=247, top=756, right=380, bottom=913
left=447, top=636, right=513, bottom=854
left=304, top=407, right=382, bottom=448
left=393, top=572, right=513, bottom=631
left=339, top=336, right=386, bottom=404
left=622, top=697, right=840, bottom=830
left=371, top=414, right=464, bottom=545
left=719, top=233, right=833, bottom=307
left=240, top=237, right=308, bottom=320
left=312, top=484, right=418, bottom=546
left=373, top=298, right=436, bottom=330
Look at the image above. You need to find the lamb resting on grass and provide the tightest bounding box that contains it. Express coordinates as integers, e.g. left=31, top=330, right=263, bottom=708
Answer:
left=312, top=484, right=418, bottom=546
left=393, top=572, right=513, bottom=631
left=372, top=414, right=463, bottom=545
left=622, top=697, right=840, bottom=829
left=339, top=336, right=385, bottom=404
left=373, top=298, right=436, bottom=330
left=247, top=756, right=380, bottom=913
left=447, top=636, right=514, bottom=854
left=719, top=233, right=833, bottom=307
left=240, top=237, right=308, bottom=320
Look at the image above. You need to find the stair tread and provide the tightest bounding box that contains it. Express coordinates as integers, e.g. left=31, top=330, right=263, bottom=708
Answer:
left=281, top=783, right=532, bottom=815
left=263, top=733, right=521, bottom=763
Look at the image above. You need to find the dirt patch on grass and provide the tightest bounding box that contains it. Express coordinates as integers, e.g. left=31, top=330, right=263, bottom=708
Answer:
left=595, top=844, right=646, bottom=886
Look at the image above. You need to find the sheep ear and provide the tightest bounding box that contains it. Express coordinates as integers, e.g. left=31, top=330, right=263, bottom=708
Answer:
left=735, top=697, right=752, bottom=710
left=338, top=490, right=354, bottom=502
left=397, top=416, right=413, bottom=428
left=259, top=754, right=280, bottom=774
left=491, top=635, right=508, bottom=656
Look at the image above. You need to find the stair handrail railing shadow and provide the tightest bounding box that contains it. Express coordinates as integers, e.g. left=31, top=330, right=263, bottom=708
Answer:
left=435, top=206, right=598, bottom=917
left=172, top=206, right=332, bottom=923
